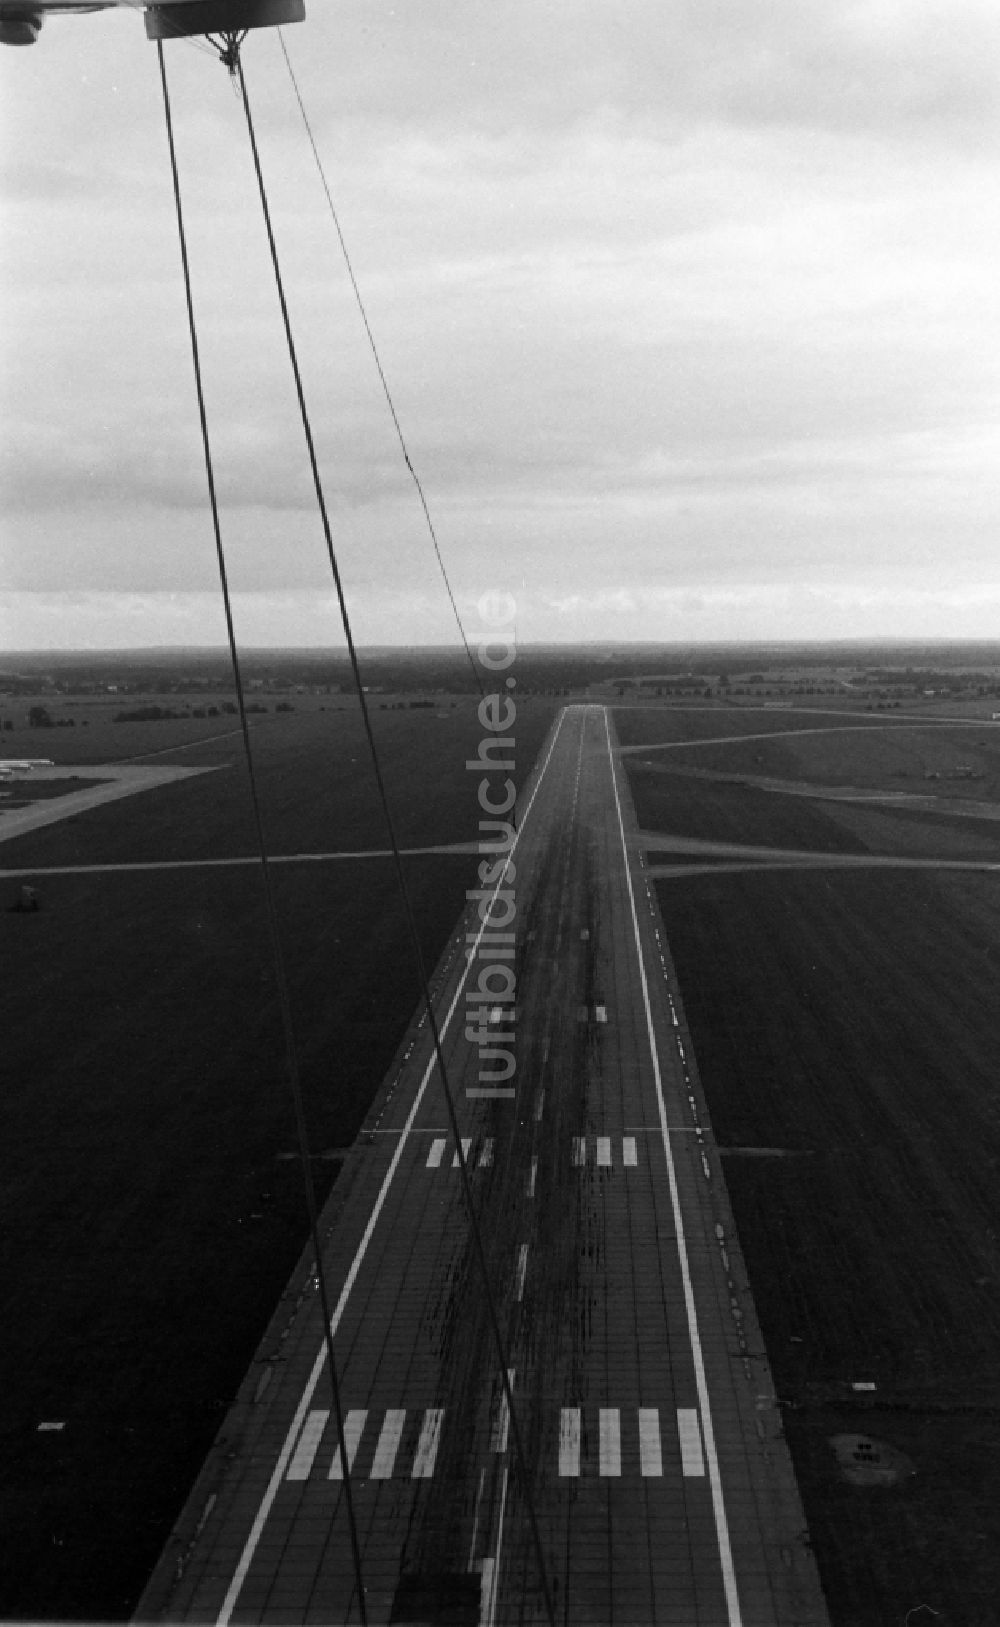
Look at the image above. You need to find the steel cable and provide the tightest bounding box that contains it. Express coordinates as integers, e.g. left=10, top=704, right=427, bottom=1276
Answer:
left=155, top=40, right=369, bottom=1624
left=234, top=47, right=556, bottom=1625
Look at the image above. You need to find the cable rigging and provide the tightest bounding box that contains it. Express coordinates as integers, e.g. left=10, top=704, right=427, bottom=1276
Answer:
left=157, top=28, right=552, bottom=1620
left=155, top=38, right=369, bottom=1623
left=230, top=54, right=555, bottom=1623
left=276, top=28, right=487, bottom=705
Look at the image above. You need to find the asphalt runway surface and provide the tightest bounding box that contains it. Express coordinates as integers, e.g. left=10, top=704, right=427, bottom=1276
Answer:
left=137, top=704, right=829, bottom=1626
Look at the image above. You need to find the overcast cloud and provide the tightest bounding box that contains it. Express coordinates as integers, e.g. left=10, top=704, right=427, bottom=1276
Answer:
left=2, top=1, right=999, bottom=648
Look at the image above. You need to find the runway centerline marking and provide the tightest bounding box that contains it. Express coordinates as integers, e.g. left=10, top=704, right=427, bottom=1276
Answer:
left=514, top=1244, right=529, bottom=1302
left=214, top=708, right=570, bottom=1624
left=604, top=706, right=742, bottom=1625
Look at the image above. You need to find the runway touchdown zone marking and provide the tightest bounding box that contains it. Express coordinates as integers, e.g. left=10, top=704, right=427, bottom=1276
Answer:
left=571, top=1136, right=640, bottom=1167
left=556, top=1408, right=706, bottom=1479
left=286, top=1407, right=446, bottom=1482
left=425, top=1137, right=494, bottom=1170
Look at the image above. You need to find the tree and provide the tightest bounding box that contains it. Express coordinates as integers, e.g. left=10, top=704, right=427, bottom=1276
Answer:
left=28, top=705, right=52, bottom=728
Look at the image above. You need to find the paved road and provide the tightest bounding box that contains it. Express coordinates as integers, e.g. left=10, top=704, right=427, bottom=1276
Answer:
left=137, top=704, right=828, bottom=1626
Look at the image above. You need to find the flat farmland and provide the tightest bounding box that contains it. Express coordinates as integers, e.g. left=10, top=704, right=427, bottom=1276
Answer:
left=621, top=706, right=1000, bottom=1623
left=0, top=697, right=556, bottom=1620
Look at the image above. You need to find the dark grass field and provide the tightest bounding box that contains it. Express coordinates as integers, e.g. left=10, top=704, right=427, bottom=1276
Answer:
left=627, top=710, right=1000, bottom=1624
left=613, top=701, right=924, bottom=750
left=0, top=698, right=557, bottom=1620
left=0, top=699, right=553, bottom=870
left=630, top=764, right=870, bottom=854
left=655, top=723, right=1000, bottom=793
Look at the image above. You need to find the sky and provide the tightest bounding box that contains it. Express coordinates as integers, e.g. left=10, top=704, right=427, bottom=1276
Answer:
left=2, top=0, right=999, bottom=649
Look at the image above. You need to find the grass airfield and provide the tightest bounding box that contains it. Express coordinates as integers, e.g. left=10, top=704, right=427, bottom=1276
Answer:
left=0, top=695, right=557, bottom=1619
left=4, top=685, right=1000, bottom=1621
left=622, top=702, right=1000, bottom=1624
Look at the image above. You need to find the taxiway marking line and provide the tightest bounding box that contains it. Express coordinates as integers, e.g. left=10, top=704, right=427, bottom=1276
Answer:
left=214, top=709, right=570, bottom=1625
left=604, top=706, right=742, bottom=1626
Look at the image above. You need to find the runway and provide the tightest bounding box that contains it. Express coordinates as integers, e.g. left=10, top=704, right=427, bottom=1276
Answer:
left=137, top=704, right=829, bottom=1626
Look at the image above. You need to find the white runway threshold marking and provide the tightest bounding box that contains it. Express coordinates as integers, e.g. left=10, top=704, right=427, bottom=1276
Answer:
left=215, top=711, right=571, bottom=1625
left=638, top=1409, right=662, bottom=1477
left=370, top=1410, right=407, bottom=1479
left=559, top=1408, right=581, bottom=1477
left=412, top=1409, right=445, bottom=1479
left=599, top=1409, right=622, bottom=1476
left=603, top=707, right=742, bottom=1625
left=329, top=1410, right=367, bottom=1480
left=677, top=1408, right=706, bottom=1477
left=287, top=1410, right=328, bottom=1481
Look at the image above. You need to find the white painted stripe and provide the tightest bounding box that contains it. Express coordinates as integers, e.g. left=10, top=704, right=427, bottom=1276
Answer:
left=411, top=1409, right=444, bottom=1479
left=572, top=1136, right=586, bottom=1166
left=599, top=1408, right=621, bottom=1476
left=678, top=1408, right=706, bottom=1477
left=595, top=1004, right=608, bottom=1023
left=214, top=711, right=571, bottom=1623
left=514, top=1243, right=529, bottom=1301
left=596, top=1135, right=612, bottom=1167
left=558, top=1408, right=581, bottom=1476
left=426, top=1138, right=446, bottom=1169
left=638, top=1408, right=662, bottom=1477
left=370, top=1410, right=406, bottom=1479
left=479, top=1558, right=495, bottom=1627
left=526, top=1156, right=538, bottom=1198
left=535, top=1089, right=545, bottom=1121
left=485, top=1462, right=510, bottom=1627
left=491, top=1369, right=515, bottom=1453
left=603, top=709, right=741, bottom=1625
left=286, top=1409, right=328, bottom=1480
left=328, top=1409, right=367, bottom=1480
left=623, top=1136, right=638, bottom=1167
left=478, top=1138, right=494, bottom=1168
left=466, top=1087, right=515, bottom=1099
left=451, top=1137, right=472, bottom=1168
